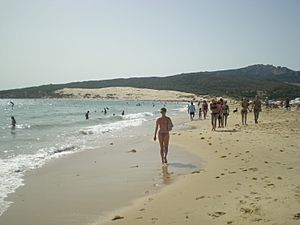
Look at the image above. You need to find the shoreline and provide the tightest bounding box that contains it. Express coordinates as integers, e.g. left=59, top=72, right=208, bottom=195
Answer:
left=1, top=105, right=299, bottom=225
left=0, top=111, right=202, bottom=225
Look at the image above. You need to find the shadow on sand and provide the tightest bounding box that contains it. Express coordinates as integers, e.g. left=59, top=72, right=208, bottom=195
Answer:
left=215, top=129, right=240, bottom=133
left=167, top=162, right=197, bottom=169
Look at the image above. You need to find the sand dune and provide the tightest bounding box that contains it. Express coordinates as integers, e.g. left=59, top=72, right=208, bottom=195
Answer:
left=55, top=87, right=199, bottom=101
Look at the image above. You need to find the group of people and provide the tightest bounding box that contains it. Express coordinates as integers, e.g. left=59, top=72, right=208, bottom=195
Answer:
left=85, top=108, right=125, bottom=120
left=187, top=101, right=209, bottom=121
left=187, top=99, right=230, bottom=131
left=153, top=96, right=263, bottom=165
left=240, top=96, right=262, bottom=125
left=185, top=96, right=262, bottom=131
left=209, top=99, right=230, bottom=131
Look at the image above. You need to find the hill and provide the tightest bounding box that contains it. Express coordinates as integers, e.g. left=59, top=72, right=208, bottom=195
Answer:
left=0, top=64, right=299, bottom=99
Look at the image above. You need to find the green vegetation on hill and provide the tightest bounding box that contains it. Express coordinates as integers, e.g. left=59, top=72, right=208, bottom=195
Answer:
left=1, top=64, right=300, bottom=99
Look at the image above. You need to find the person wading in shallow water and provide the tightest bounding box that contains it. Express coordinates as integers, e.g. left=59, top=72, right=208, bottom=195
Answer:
left=153, top=108, right=173, bottom=165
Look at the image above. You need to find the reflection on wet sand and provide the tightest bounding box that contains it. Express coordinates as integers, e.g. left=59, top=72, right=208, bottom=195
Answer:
left=11, top=127, right=16, bottom=136
left=162, top=165, right=172, bottom=185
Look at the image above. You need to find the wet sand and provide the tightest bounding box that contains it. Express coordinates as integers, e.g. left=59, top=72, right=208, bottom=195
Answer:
left=0, top=134, right=201, bottom=225
left=102, top=107, right=300, bottom=225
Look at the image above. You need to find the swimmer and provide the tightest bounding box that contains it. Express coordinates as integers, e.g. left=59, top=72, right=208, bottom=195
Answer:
left=85, top=111, right=90, bottom=120
left=11, top=116, right=16, bottom=127
left=9, top=101, right=14, bottom=109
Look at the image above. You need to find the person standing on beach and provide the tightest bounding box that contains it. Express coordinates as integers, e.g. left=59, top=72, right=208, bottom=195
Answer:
left=285, top=98, right=290, bottom=110
left=241, top=98, right=250, bottom=125
left=154, top=108, right=173, bottom=165
left=217, top=99, right=224, bottom=128
left=188, top=102, right=196, bottom=121
left=252, top=96, right=262, bottom=124
left=210, top=99, right=218, bottom=131
left=202, top=100, right=208, bottom=119
left=223, top=101, right=230, bottom=127
left=197, top=101, right=202, bottom=119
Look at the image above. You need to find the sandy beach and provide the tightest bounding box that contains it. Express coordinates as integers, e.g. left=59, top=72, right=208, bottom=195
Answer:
left=1, top=100, right=299, bottom=225
left=102, top=107, right=300, bottom=225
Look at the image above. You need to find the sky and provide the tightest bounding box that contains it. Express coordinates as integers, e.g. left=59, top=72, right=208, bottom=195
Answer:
left=0, top=0, right=299, bottom=90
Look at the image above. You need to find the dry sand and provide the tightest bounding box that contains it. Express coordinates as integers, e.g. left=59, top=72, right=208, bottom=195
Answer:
left=54, top=87, right=198, bottom=101
left=102, top=107, right=300, bottom=225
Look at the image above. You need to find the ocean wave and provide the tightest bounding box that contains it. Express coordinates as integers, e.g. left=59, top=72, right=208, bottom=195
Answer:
left=80, top=118, right=146, bottom=135
left=123, top=112, right=154, bottom=120
left=80, top=112, right=153, bottom=135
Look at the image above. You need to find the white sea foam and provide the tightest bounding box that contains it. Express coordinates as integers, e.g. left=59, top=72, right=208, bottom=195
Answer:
left=81, top=112, right=153, bottom=135
left=0, top=146, right=76, bottom=216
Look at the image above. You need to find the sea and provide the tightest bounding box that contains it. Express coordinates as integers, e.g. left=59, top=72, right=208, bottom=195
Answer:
left=0, top=99, right=188, bottom=216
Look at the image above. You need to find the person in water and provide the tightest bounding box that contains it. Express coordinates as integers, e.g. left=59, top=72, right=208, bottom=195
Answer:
left=85, top=111, right=90, bottom=120
left=11, top=116, right=16, bottom=127
left=10, top=101, right=14, bottom=110
left=154, top=108, right=173, bottom=165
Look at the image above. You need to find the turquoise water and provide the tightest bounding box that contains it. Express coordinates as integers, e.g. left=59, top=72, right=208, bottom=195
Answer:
left=0, top=99, right=185, bottom=215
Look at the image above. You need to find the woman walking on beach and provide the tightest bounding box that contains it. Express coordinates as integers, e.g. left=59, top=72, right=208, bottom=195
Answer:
left=217, top=99, right=224, bottom=128
left=241, top=98, right=250, bottom=125
left=154, top=108, right=173, bottom=165
left=210, top=99, right=218, bottom=131
left=252, top=96, right=262, bottom=124
left=223, top=101, right=230, bottom=127
left=202, top=100, right=208, bottom=119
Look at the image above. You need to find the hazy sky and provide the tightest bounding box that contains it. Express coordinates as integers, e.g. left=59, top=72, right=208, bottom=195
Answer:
left=0, top=0, right=299, bottom=90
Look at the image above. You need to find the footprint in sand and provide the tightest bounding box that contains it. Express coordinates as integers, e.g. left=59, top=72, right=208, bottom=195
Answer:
left=240, top=207, right=253, bottom=214
left=208, top=211, right=226, bottom=218
left=293, top=213, right=300, bottom=220
left=195, top=196, right=205, bottom=200
left=112, top=215, right=124, bottom=221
